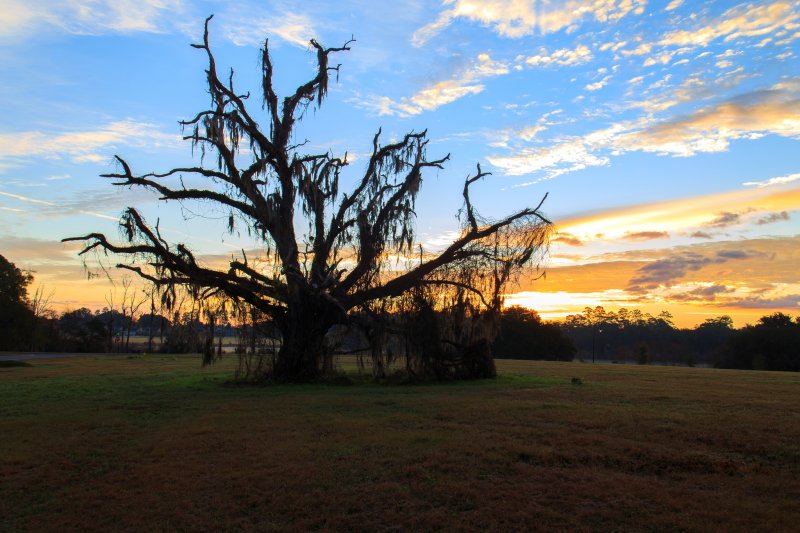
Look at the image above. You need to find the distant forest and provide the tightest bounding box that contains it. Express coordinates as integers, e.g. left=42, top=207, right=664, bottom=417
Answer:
left=2, top=256, right=798, bottom=371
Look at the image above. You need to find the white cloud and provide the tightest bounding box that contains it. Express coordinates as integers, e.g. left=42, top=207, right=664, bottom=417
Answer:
left=621, top=42, right=652, bottom=57
left=661, top=1, right=800, bottom=48
left=614, top=89, right=800, bottom=157
left=490, top=82, right=800, bottom=177
left=489, top=109, right=563, bottom=148
left=0, top=0, right=183, bottom=39
left=488, top=125, right=621, bottom=177
left=643, top=51, right=676, bottom=67
left=524, top=44, right=593, bottom=67
left=0, top=191, right=118, bottom=221
left=0, top=120, right=181, bottom=164
left=364, top=42, right=592, bottom=117
left=360, top=53, right=508, bottom=116
left=626, top=75, right=711, bottom=114
left=585, top=75, right=611, bottom=91
left=371, top=29, right=601, bottom=117
left=599, top=40, right=627, bottom=52
left=223, top=11, right=317, bottom=48
left=743, top=172, right=800, bottom=188
left=412, top=0, right=646, bottom=46
left=0, top=191, right=51, bottom=206
left=0, top=1, right=320, bottom=49
left=665, top=0, right=683, bottom=11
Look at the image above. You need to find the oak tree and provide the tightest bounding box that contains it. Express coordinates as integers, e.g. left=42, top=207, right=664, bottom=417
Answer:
left=65, top=17, right=552, bottom=381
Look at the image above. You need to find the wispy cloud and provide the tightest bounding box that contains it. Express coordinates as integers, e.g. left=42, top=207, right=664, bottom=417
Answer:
left=412, top=0, right=646, bottom=46
left=0, top=120, right=181, bottom=166
left=488, top=123, right=622, bottom=179
left=364, top=41, right=596, bottom=116
left=756, top=211, right=791, bottom=225
left=702, top=210, right=753, bottom=229
left=585, top=75, right=612, bottom=91
left=490, top=138, right=610, bottom=180
left=0, top=190, right=119, bottom=221
left=490, top=81, right=800, bottom=178
left=553, top=232, right=584, bottom=247
left=668, top=283, right=733, bottom=302
left=608, top=1, right=800, bottom=72
left=0, top=1, right=321, bottom=49
left=622, top=231, right=670, bottom=241
left=628, top=249, right=764, bottom=291
left=489, top=109, right=563, bottom=148
left=613, top=88, right=800, bottom=157
left=0, top=0, right=183, bottom=40
left=0, top=191, right=52, bottom=206
left=524, top=44, right=593, bottom=67
left=665, top=0, right=683, bottom=11
left=222, top=10, right=317, bottom=48
left=553, top=187, right=800, bottom=243
left=660, top=1, right=800, bottom=48
left=733, top=293, right=800, bottom=309
left=359, top=53, right=509, bottom=116
left=744, top=172, right=800, bottom=188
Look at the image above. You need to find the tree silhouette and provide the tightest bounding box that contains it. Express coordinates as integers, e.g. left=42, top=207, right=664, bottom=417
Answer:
left=64, top=17, right=552, bottom=381
left=0, top=254, right=35, bottom=351
left=492, top=306, right=575, bottom=361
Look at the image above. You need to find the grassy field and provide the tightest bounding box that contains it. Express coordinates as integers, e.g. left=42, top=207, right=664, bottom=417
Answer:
left=1, top=355, right=798, bottom=532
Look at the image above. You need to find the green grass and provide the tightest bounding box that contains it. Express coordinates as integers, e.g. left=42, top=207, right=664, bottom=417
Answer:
left=2, top=355, right=799, bottom=531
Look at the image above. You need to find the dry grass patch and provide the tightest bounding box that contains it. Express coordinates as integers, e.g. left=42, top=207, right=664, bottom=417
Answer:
left=2, top=356, right=798, bottom=531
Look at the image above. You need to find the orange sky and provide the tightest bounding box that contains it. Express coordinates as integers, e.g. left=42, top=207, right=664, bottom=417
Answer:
left=9, top=184, right=798, bottom=329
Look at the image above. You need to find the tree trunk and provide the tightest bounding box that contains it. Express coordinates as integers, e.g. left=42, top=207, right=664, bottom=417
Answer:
left=203, top=311, right=216, bottom=366
left=125, top=318, right=132, bottom=352
left=271, top=291, right=341, bottom=381
left=147, top=313, right=154, bottom=353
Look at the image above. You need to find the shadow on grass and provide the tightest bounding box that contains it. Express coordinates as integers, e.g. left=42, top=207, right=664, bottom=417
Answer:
left=0, top=360, right=32, bottom=368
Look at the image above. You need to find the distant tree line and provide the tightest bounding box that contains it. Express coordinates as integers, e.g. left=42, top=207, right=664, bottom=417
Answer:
left=560, top=306, right=800, bottom=371
left=1, top=255, right=797, bottom=371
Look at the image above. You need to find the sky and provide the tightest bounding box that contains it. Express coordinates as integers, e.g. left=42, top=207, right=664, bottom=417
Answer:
left=1, top=0, right=799, bottom=327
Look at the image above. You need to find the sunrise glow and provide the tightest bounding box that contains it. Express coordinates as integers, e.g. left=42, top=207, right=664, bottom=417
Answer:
left=1, top=0, right=798, bottom=327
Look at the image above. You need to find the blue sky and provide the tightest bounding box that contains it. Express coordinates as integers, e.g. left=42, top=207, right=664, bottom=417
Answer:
left=1, top=0, right=799, bottom=325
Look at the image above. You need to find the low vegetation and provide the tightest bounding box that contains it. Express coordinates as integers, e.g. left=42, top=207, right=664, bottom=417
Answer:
left=2, top=356, right=798, bottom=531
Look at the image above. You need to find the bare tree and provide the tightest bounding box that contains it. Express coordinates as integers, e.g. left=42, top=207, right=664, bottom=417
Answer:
left=104, top=290, right=117, bottom=353
left=143, top=284, right=158, bottom=353
left=30, top=284, right=55, bottom=319
left=64, top=16, right=552, bottom=382
left=120, top=277, right=147, bottom=352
